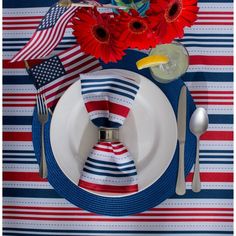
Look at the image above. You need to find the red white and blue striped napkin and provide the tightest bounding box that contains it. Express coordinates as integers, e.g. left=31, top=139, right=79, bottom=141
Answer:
left=79, top=72, right=140, bottom=193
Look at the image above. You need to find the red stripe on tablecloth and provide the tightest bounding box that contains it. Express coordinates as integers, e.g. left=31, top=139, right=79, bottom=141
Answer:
left=193, top=96, right=233, bottom=100
left=3, top=172, right=47, bottom=182
left=189, top=56, right=233, bottom=65
left=79, top=180, right=138, bottom=193
left=194, top=22, right=233, bottom=25
left=3, top=60, right=26, bottom=68
left=3, top=98, right=36, bottom=102
left=85, top=101, right=130, bottom=118
left=3, top=132, right=32, bottom=141
left=3, top=93, right=36, bottom=97
left=3, top=210, right=233, bottom=217
left=191, top=91, right=233, bottom=94
left=3, top=103, right=35, bottom=107
left=3, top=16, right=43, bottom=20
left=197, top=11, right=233, bottom=15
left=3, top=60, right=44, bottom=69
left=200, top=131, right=233, bottom=141
left=197, top=16, right=233, bottom=20
left=195, top=102, right=233, bottom=105
left=2, top=216, right=233, bottom=222
left=186, top=173, right=233, bottom=182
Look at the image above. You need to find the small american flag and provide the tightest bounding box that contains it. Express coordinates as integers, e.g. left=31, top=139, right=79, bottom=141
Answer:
left=11, top=3, right=78, bottom=62
left=27, top=45, right=102, bottom=108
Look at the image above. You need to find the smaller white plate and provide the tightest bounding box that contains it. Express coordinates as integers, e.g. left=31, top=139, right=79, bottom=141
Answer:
left=50, top=69, right=177, bottom=197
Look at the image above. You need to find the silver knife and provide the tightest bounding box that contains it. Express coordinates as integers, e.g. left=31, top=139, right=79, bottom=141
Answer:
left=175, top=86, right=187, bottom=195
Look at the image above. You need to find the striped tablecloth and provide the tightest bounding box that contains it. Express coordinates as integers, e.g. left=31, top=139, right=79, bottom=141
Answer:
left=3, top=0, right=233, bottom=235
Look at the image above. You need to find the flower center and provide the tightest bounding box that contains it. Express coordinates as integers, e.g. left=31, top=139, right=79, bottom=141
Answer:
left=93, top=25, right=109, bottom=42
left=129, top=20, right=147, bottom=33
left=165, top=0, right=182, bottom=22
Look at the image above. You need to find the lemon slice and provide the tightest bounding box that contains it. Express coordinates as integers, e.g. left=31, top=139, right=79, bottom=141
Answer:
left=136, top=55, right=169, bottom=70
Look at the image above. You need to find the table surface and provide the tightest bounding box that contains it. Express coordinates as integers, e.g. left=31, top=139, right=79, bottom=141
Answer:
left=3, top=0, right=233, bottom=235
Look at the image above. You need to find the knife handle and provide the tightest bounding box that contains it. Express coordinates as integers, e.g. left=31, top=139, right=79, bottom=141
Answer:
left=175, top=142, right=186, bottom=195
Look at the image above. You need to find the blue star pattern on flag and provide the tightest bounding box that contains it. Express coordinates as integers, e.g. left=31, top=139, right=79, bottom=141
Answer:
left=11, top=3, right=78, bottom=62
left=38, top=4, right=68, bottom=30
left=29, top=56, right=66, bottom=89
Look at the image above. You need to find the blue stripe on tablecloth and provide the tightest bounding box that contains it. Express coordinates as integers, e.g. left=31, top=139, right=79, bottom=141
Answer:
left=3, top=0, right=57, bottom=8
left=3, top=116, right=32, bottom=125
left=185, top=44, right=233, bottom=48
left=182, top=72, right=233, bottom=82
left=3, top=0, right=233, bottom=8
left=2, top=228, right=234, bottom=235
left=3, top=160, right=37, bottom=164
left=3, top=76, right=32, bottom=85
left=200, top=150, right=233, bottom=153
left=179, top=39, right=233, bottom=42
left=3, top=188, right=233, bottom=198
left=200, top=161, right=233, bottom=164
left=3, top=150, right=35, bottom=154
left=3, top=188, right=62, bottom=198
left=208, top=115, right=233, bottom=124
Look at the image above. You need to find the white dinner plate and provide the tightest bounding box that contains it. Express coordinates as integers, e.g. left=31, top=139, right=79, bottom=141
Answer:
left=50, top=69, right=177, bottom=197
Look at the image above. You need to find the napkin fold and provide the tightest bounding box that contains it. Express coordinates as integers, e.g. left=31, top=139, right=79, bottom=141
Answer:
left=79, top=72, right=140, bottom=194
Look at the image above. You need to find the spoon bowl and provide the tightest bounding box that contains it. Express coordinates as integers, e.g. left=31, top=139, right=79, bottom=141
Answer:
left=190, top=107, right=209, bottom=137
left=189, top=107, right=208, bottom=192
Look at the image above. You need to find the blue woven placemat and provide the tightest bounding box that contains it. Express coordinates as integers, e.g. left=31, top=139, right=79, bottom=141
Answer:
left=32, top=50, right=196, bottom=216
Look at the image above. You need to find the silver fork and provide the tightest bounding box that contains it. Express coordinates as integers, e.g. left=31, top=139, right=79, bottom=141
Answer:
left=36, top=94, right=48, bottom=178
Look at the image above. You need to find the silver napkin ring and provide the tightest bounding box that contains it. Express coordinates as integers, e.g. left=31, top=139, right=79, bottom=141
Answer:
left=99, top=128, right=119, bottom=142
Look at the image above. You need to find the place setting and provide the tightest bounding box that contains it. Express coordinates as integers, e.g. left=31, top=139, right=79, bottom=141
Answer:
left=11, top=0, right=209, bottom=216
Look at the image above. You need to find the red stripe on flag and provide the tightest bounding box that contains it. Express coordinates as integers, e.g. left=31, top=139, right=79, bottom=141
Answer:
left=85, top=101, right=130, bottom=118
left=3, top=172, right=47, bottom=182
left=186, top=172, right=233, bottom=182
left=79, top=180, right=138, bottom=193
left=200, top=131, right=233, bottom=141
left=3, top=132, right=32, bottom=141
left=189, top=56, right=233, bottom=65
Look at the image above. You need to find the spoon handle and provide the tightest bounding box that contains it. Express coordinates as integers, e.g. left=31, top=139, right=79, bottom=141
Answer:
left=176, top=142, right=186, bottom=195
left=192, top=138, right=201, bottom=192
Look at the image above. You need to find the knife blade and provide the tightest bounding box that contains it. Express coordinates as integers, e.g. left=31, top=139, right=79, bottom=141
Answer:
left=175, top=86, right=187, bottom=195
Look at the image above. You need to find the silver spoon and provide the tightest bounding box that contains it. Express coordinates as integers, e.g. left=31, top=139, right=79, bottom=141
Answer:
left=189, top=107, right=209, bottom=192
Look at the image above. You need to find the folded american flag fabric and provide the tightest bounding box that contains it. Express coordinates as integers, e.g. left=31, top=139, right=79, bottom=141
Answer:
left=27, top=45, right=102, bottom=108
left=11, top=3, right=78, bottom=62
left=79, top=72, right=140, bottom=193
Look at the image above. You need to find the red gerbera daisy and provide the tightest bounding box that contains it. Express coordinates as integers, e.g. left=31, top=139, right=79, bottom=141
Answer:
left=147, top=0, right=199, bottom=43
left=116, top=9, right=159, bottom=50
left=72, top=8, right=126, bottom=63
